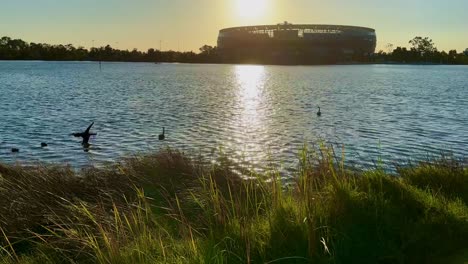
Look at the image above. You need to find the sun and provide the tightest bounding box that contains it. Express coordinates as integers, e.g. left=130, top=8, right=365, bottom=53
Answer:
left=236, top=0, right=268, bottom=20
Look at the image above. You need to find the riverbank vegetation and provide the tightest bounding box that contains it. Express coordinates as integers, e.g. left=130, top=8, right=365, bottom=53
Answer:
left=0, top=36, right=219, bottom=63
left=374, top=36, right=468, bottom=65
left=1, top=35, right=467, bottom=65
left=0, top=147, right=466, bottom=263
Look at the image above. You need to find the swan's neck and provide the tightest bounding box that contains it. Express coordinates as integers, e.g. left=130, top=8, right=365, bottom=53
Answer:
left=163, top=127, right=165, bottom=135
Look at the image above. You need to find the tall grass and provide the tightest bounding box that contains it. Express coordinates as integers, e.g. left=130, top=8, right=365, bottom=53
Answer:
left=0, top=148, right=466, bottom=263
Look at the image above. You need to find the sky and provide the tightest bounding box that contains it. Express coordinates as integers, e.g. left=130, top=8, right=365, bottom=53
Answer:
left=0, top=0, right=467, bottom=53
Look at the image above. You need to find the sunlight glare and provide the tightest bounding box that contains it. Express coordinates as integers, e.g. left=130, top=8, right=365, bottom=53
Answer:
left=235, top=65, right=265, bottom=108
left=232, top=65, right=267, bottom=164
left=236, top=0, right=268, bottom=20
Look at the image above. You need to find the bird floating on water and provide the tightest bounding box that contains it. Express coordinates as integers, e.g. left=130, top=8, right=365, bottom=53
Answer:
left=71, top=122, right=97, bottom=146
left=41, top=142, right=48, bottom=147
left=317, top=106, right=322, bottom=116
left=11, top=148, right=19, bottom=153
left=159, top=127, right=165, bottom=141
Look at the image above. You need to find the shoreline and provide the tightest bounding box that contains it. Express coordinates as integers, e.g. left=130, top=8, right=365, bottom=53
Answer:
left=2, top=59, right=468, bottom=66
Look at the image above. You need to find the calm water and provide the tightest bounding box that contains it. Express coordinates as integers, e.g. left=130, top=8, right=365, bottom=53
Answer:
left=0, top=61, right=467, bottom=174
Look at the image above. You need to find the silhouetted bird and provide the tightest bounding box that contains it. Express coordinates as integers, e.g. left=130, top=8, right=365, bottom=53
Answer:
left=159, top=127, right=165, bottom=141
left=11, top=148, right=19, bottom=153
left=71, top=122, right=97, bottom=146
left=317, top=107, right=322, bottom=117
left=41, top=142, right=48, bottom=147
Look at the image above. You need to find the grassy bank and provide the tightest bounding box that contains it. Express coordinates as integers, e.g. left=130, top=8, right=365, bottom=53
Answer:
left=0, top=148, right=466, bottom=263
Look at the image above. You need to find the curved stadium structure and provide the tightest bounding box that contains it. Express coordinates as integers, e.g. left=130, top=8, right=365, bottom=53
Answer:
left=218, top=23, right=377, bottom=64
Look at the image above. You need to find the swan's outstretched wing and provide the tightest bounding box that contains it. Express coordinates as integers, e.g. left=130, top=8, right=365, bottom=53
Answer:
left=85, top=122, right=94, bottom=134
left=71, top=133, right=83, bottom=137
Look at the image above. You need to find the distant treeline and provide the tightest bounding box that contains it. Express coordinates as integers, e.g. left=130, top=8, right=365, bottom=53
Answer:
left=0, top=36, right=220, bottom=63
left=1, top=35, right=467, bottom=64
left=374, top=36, right=468, bottom=65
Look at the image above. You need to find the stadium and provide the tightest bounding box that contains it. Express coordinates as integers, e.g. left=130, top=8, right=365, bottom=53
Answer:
left=217, top=22, right=377, bottom=64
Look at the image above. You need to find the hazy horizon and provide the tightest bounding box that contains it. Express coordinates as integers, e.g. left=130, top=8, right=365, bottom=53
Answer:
left=1, top=0, right=467, bottom=53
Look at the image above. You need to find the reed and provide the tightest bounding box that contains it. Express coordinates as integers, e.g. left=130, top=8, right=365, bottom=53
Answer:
left=0, top=148, right=466, bottom=263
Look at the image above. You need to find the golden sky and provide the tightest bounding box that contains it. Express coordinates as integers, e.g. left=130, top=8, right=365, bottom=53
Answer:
left=0, top=0, right=467, bottom=52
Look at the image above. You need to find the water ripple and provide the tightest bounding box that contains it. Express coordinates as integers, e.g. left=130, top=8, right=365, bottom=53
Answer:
left=0, top=62, right=466, bottom=174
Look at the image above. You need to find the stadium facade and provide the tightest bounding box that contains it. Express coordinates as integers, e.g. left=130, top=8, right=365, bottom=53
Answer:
left=217, top=22, right=377, bottom=64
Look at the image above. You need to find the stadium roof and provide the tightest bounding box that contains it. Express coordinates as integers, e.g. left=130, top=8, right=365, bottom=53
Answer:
left=220, top=24, right=375, bottom=34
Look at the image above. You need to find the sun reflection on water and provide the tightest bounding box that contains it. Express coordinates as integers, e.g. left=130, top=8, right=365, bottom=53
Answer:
left=235, top=65, right=265, bottom=121
left=230, top=65, right=268, bottom=167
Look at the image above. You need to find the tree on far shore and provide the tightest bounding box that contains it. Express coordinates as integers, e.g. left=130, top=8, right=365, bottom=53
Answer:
left=0, top=36, right=221, bottom=63
left=409, top=36, right=437, bottom=61
left=373, top=36, right=468, bottom=64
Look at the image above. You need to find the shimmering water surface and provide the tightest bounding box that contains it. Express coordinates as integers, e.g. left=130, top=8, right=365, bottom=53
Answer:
left=0, top=61, right=467, bottom=173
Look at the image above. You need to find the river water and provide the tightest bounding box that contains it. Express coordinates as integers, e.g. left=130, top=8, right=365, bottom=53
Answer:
left=0, top=61, right=466, bottom=174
